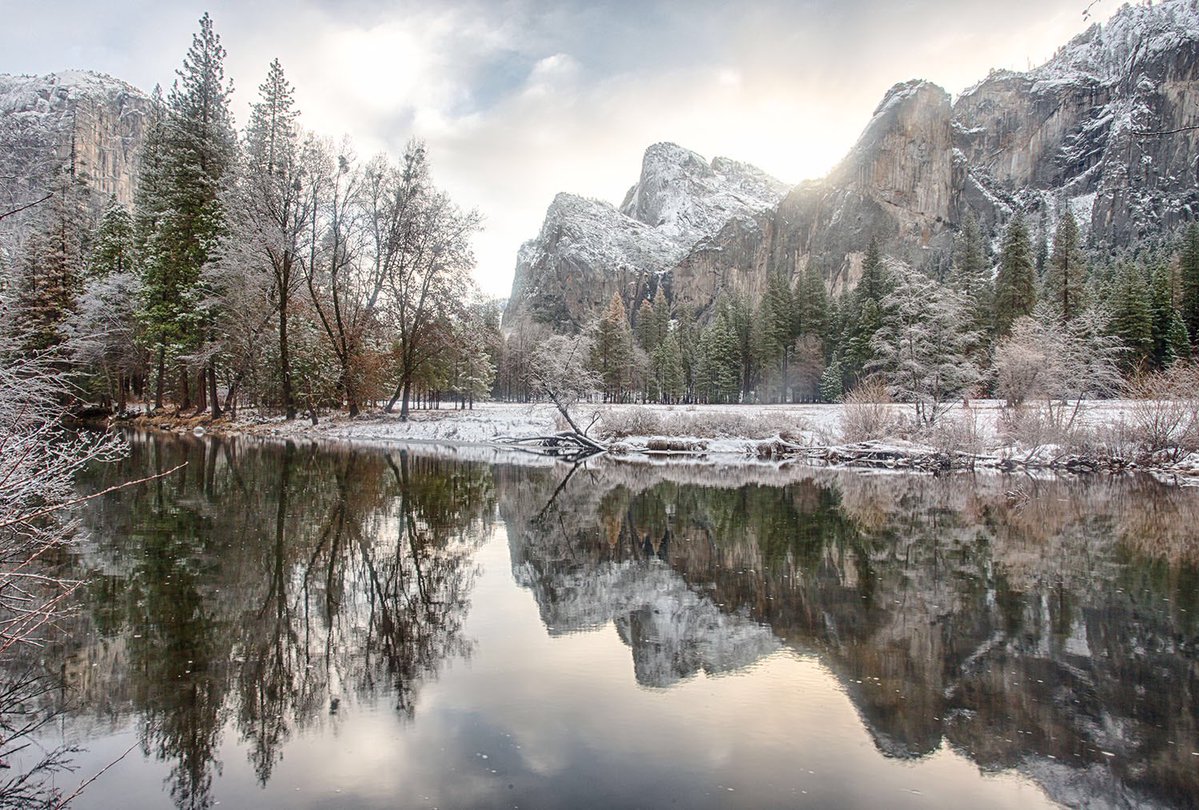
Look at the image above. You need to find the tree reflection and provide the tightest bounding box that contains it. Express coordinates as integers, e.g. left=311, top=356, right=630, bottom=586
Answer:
left=61, top=435, right=490, bottom=809
left=504, top=463, right=1199, bottom=808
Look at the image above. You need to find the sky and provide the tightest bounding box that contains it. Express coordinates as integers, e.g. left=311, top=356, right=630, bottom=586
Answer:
left=0, top=0, right=1117, bottom=297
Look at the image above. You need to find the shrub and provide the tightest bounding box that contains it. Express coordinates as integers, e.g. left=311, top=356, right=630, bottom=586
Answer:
left=1123, top=363, right=1199, bottom=462
left=840, top=379, right=902, bottom=443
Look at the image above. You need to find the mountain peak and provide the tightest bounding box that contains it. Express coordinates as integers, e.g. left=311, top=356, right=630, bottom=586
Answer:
left=618, top=141, right=788, bottom=246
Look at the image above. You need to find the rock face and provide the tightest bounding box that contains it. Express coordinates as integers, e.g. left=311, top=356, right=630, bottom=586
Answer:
left=502, top=144, right=788, bottom=333
left=505, top=0, right=1199, bottom=331
left=0, top=71, right=150, bottom=217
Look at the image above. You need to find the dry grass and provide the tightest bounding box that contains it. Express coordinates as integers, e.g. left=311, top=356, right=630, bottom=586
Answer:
left=597, top=406, right=810, bottom=442
left=839, top=380, right=904, bottom=443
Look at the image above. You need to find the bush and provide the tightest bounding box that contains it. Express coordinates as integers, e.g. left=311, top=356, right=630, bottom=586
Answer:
left=1123, top=363, right=1199, bottom=462
left=840, top=379, right=903, bottom=443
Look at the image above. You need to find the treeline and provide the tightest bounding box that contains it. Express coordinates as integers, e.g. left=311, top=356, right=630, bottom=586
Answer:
left=498, top=209, right=1199, bottom=420
left=2, top=14, right=501, bottom=421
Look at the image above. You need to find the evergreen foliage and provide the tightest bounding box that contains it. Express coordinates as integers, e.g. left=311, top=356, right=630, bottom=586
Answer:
left=1045, top=209, right=1086, bottom=320
left=994, top=213, right=1037, bottom=336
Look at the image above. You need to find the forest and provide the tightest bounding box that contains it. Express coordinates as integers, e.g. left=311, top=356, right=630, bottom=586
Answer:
left=4, top=16, right=1199, bottom=429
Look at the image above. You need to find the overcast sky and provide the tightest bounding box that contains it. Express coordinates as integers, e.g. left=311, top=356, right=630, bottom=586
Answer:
left=1, top=0, right=1114, bottom=296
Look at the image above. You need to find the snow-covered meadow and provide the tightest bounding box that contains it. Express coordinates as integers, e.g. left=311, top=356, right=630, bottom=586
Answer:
left=191, top=398, right=1199, bottom=480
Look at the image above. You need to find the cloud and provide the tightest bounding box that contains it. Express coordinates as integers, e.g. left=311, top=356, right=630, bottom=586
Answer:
left=0, top=0, right=1111, bottom=296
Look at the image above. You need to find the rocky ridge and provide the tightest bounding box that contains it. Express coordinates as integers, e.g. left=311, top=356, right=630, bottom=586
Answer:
left=503, top=143, right=789, bottom=332
left=0, top=70, right=149, bottom=217
left=504, top=0, right=1199, bottom=331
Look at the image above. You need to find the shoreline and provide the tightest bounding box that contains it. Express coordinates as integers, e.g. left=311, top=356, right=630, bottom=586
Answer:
left=108, top=400, right=1199, bottom=485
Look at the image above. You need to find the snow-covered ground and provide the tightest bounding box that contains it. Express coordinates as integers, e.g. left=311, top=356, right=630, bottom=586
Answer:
left=172, top=398, right=1199, bottom=481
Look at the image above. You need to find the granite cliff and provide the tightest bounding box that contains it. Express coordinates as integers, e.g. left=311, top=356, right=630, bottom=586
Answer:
left=0, top=70, right=149, bottom=217
left=504, top=0, right=1199, bottom=332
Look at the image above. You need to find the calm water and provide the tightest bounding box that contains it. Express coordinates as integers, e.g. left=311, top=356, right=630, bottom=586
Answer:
left=21, top=434, right=1199, bottom=808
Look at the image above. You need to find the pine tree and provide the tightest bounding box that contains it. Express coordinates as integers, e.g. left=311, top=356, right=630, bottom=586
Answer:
left=819, top=356, right=843, bottom=403
left=222, top=58, right=307, bottom=419
left=90, top=196, right=135, bottom=278
left=1179, top=222, right=1199, bottom=342
left=696, top=311, right=740, bottom=403
left=994, top=213, right=1037, bottom=336
left=592, top=292, right=636, bottom=402
left=650, top=287, right=670, bottom=347
left=1164, top=307, right=1192, bottom=364
left=727, top=292, right=756, bottom=399
left=950, top=211, right=993, bottom=340
left=843, top=237, right=892, bottom=382
left=868, top=265, right=981, bottom=425
left=1045, top=209, right=1086, bottom=321
left=761, top=272, right=796, bottom=401
left=1110, top=263, right=1154, bottom=368
left=138, top=13, right=236, bottom=415
left=796, top=264, right=829, bottom=338
left=653, top=330, right=685, bottom=403
left=1150, top=264, right=1178, bottom=369
left=9, top=173, right=92, bottom=355
left=635, top=298, right=657, bottom=352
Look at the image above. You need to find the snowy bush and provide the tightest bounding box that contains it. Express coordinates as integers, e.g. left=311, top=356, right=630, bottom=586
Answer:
left=840, top=379, right=903, bottom=442
left=1124, top=363, right=1199, bottom=462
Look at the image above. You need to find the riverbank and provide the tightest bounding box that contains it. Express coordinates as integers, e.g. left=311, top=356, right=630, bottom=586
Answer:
left=122, top=399, right=1199, bottom=484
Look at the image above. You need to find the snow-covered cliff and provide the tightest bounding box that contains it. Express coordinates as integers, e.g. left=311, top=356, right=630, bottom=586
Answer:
left=0, top=70, right=150, bottom=216
left=505, top=0, right=1199, bottom=332
left=503, top=144, right=787, bottom=333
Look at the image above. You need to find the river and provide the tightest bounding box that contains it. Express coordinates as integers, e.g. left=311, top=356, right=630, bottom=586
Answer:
left=19, top=433, right=1199, bottom=808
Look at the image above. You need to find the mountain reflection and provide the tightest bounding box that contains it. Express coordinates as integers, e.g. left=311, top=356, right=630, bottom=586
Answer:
left=505, top=462, right=1199, bottom=809
left=69, top=437, right=489, bottom=809
left=43, top=437, right=1199, bottom=809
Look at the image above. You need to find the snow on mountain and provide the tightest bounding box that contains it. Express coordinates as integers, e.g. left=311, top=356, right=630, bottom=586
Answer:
left=1030, top=0, right=1199, bottom=86
left=504, top=145, right=787, bottom=332
left=619, top=142, right=790, bottom=247
left=0, top=70, right=149, bottom=216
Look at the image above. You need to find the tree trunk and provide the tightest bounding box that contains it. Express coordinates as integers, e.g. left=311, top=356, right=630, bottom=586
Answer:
left=154, top=347, right=166, bottom=410
left=385, top=376, right=404, bottom=415
left=196, top=369, right=207, bottom=413
left=279, top=289, right=296, bottom=420
left=399, top=377, right=413, bottom=421
left=179, top=366, right=192, bottom=413
left=209, top=363, right=222, bottom=418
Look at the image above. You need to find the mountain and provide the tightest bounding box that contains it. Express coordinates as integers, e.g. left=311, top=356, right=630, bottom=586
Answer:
left=503, top=143, right=789, bottom=333
left=504, top=0, right=1199, bottom=331
left=0, top=70, right=150, bottom=225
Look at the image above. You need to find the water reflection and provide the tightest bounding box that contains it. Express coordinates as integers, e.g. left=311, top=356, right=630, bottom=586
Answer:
left=28, top=436, right=1199, bottom=808
left=70, top=437, right=489, bottom=809
left=510, top=463, right=1199, bottom=807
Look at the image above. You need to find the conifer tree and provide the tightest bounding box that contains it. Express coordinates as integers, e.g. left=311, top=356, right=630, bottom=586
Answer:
left=868, top=265, right=980, bottom=426
left=8, top=173, right=92, bottom=355
left=1179, top=222, right=1199, bottom=342
left=819, top=356, right=843, bottom=402
left=1045, top=209, right=1086, bottom=321
left=796, top=264, right=829, bottom=338
left=216, top=58, right=307, bottom=419
left=696, top=310, right=740, bottom=403
left=843, top=237, right=891, bottom=382
left=635, top=298, right=657, bottom=352
left=90, top=196, right=135, bottom=278
left=994, top=213, right=1037, bottom=336
left=138, top=13, right=236, bottom=415
left=1164, top=308, right=1191, bottom=365
left=950, top=211, right=993, bottom=340
left=1110, top=263, right=1154, bottom=368
left=591, top=293, right=636, bottom=402
left=652, top=330, right=685, bottom=403
left=650, top=287, right=670, bottom=347
left=1149, top=264, right=1180, bottom=368
left=761, top=272, right=795, bottom=401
